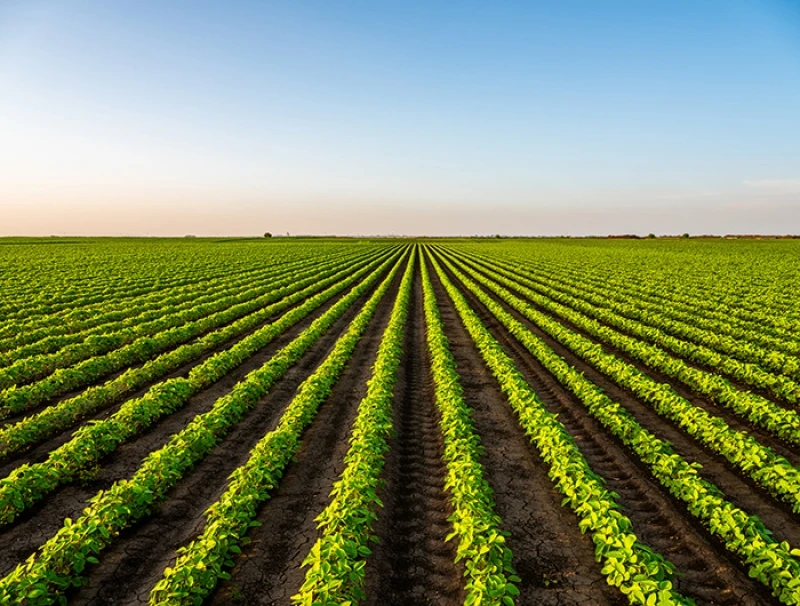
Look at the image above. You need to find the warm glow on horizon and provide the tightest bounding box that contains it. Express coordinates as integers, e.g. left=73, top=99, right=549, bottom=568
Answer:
left=1, top=0, right=799, bottom=235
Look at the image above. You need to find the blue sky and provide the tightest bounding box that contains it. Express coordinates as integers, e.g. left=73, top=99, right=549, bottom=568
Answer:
left=1, top=0, right=799, bottom=235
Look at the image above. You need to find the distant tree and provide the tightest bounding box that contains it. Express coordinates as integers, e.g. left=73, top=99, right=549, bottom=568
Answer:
left=682, top=233, right=690, bottom=238
left=264, top=232, right=272, bottom=238
left=647, top=233, right=656, bottom=239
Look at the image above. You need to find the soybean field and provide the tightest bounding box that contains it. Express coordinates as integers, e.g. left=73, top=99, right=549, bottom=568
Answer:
left=0, top=237, right=799, bottom=606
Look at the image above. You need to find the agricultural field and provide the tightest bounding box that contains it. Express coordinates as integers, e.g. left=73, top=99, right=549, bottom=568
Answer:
left=0, top=236, right=798, bottom=606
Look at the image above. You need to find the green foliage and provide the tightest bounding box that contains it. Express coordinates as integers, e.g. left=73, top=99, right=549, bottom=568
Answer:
left=420, top=253, right=518, bottom=604
left=149, top=249, right=410, bottom=605
left=0, top=248, right=406, bottom=605
left=428, top=251, right=693, bottom=606
left=0, top=251, right=399, bottom=528
left=434, top=246, right=800, bottom=605
left=292, top=249, right=416, bottom=606
left=439, top=249, right=800, bottom=511
left=459, top=248, right=800, bottom=408
left=2, top=237, right=799, bottom=606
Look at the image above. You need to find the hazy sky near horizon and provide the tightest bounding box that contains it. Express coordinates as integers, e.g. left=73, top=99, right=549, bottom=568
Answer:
left=2, top=0, right=799, bottom=236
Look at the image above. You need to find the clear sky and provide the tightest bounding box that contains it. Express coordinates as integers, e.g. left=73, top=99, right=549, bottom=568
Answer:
left=1, top=0, right=799, bottom=236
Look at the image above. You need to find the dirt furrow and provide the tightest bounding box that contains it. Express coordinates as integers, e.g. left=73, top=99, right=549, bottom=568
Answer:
left=0, top=290, right=317, bottom=473
left=0, top=278, right=382, bottom=580
left=481, top=260, right=800, bottom=411
left=429, top=261, right=627, bottom=606
left=468, top=261, right=800, bottom=465
left=579, top=324, right=800, bottom=464
left=362, top=265, right=462, bottom=606
left=437, top=258, right=779, bottom=606
left=205, top=272, right=403, bottom=605
left=0, top=255, right=388, bottom=457
left=65, top=271, right=402, bottom=606
left=456, top=258, right=800, bottom=545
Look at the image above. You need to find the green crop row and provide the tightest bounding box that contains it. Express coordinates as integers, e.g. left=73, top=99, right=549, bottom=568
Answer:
left=0, top=249, right=382, bottom=392
left=486, top=249, right=800, bottom=371
left=444, top=249, right=800, bottom=441
left=291, top=247, right=416, bottom=605
left=0, top=256, right=284, bottom=356
left=0, top=251, right=399, bottom=528
left=0, top=249, right=394, bottom=458
left=0, top=246, right=366, bottom=361
left=0, top=246, right=408, bottom=606
left=0, top=263, right=222, bottom=322
left=469, top=245, right=800, bottom=356
left=0, top=242, right=375, bottom=340
left=471, top=244, right=800, bottom=346
left=435, top=251, right=800, bottom=605
left=420, top=252, right=520, bottom=605
left=0, top=251, right=270, bottom=330
left=429, top=251, right=693, bottom=606
left=0, top=248, right=392, bottom=418
left=148, top=247, right=408, bottom=605
left=455, top=249, right=800, bottom=403
left=439, top=248, right=800, bottom=510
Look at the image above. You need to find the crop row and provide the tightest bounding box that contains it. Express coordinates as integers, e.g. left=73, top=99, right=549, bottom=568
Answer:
left=0, top=248, right=383, bottom=391
left=0, top=251, right=399, bottom=528
left=0, top=247, right=292, bottom=330
left=445, top=250, right=800, bottom=442
left=292, top=247, right=416, bottom=604
left=0, top=242, right=379, bottom=342
left=0, top=249, right=395, bottom=458
left=485, top=245, right=800, bottom=341
left=420, top=252, right=519, bottom=605
left=149, top=247, right=409, bottom=605
left=0, top=255, right=282, bottom=354
left=434, top=249, right=800, bottom=604
left=0, top=248, right=392, bottom=419
left=439, top=248, right=800, bottom=509
left=495, top=250, right=800, bottom=366
left=457, top=249, right=800, bottom=399
left=0, top=246, right=369, bottom=360
left=0, top=246, right=409, bottom=605
left=427, top=251, right=692, bottom=606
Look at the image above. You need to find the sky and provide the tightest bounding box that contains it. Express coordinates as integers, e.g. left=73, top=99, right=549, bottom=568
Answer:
left=1, top=0, right=799, bottom=236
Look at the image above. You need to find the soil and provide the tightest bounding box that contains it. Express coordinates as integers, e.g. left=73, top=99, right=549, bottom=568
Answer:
left=205, top=267, right=402, bottom=605
left=361, top=264, right=462, bottom=606
left=0, top=247, right=795, bottom=606
left=428, top=259, right=627, bottom=606
left=434, top=251, right=785, bottom=605
left=66, top=269, right=399, bottom=606
left=457, top=257, right=800, bottom=546
left=479, top=258, right=800, bottom=462
left=0, top=266, right=387, bottom=580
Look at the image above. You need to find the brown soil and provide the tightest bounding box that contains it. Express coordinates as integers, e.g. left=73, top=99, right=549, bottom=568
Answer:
left=0, top=282, right=333, bottom=470
left=434, top=252, right=783, bottom=605
left=205, top=270, right=403, bottom=605
left=0, top=256, right=384, bottom=439
left=0, top=271, right=385, bottom=580
left=65, top=270, right=398, bottom=606
left=429, top=258, right=627, bottom=606
left=362, top=264, right=463, bottom=606
left=484, top=260, right=800, bottom=460
left=0, top=248, right=794, bottom=606
left=459, top=259, right=800, bottom=546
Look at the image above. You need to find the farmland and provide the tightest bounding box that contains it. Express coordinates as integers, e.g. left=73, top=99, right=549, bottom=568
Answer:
left=0, top=237, right=798, bottom=606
